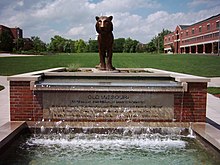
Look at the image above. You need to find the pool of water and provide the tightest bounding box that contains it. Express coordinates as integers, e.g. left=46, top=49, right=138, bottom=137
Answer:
left=0, top=132, right=220, bottom=165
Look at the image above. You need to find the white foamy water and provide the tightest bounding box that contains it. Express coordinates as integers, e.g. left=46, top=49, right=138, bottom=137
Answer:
left=3, top=133, right=219, bottom=165
left=27, top=134, right=186, bottom=153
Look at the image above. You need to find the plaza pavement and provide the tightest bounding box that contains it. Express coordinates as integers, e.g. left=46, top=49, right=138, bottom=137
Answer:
left=0, top=53, right=39, bottom=57
left=0, top=76, right=9, bottom=127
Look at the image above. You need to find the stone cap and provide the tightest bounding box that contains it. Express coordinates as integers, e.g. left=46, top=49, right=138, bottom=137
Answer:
left=7, top=67, right=210, bottom=83
left=148, top=68, right=210, bottom=83
left=7, top=67, right=65, bottom=81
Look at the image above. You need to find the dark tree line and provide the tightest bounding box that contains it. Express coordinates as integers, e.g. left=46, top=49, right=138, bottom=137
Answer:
left=0, top=29, right=171, bottom=54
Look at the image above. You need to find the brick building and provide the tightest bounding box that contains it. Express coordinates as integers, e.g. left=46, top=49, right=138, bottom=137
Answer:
left=164, top=13, right=220, bottom=55
left=0, top=25, right=23, bottom=41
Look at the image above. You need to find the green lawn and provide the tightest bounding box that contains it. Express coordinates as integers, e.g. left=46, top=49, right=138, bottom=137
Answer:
left=0, top=85, right=4, bottom=91
left=0, top=53, right=220, bottom=77
left=207, top=87, right=220, bottom=95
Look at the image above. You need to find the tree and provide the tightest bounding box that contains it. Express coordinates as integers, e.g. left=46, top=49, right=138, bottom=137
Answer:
left=48, top=35, right=66, bottom=52
left=75, top=39, right=87, bottom=53
left=123, top=38, right=139, bottom=53
left=88, top=39, right=98, bottom=52
left=146, top=29, right=172, bottom=53
left=113, top=38, right=125, bottom=53
left=31, top=36, right=46, bottom=52
left=146, top=41, right=156, bottom=52
left=136, top=43, right=147, bottom=53
left=63, top=40, right=76, bottom=53
left=14, top=38, right=24, bottom=51
left=0, top=30, right=13, bottom=52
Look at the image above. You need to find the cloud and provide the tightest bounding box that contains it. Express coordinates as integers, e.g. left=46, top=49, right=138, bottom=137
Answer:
left=187, top=0, right=220, bottom=8
left=0, top=0, right=219, bottom=43
left=68, top=26, right=86, bottom=36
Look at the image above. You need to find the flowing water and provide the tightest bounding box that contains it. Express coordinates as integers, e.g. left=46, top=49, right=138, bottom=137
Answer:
left=0, top=131, right=220, bottom=165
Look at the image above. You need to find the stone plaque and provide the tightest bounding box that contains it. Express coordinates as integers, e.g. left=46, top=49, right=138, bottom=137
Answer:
left=43, top=92, right=174, bottom=120
left=43, top=92, right=173, bottom=108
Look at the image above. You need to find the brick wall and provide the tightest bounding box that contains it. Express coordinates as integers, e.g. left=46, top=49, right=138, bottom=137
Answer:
left=174, top=82, right=207, bottom=122
left=10, top=81, right=43, bottom=121
left=9, top=81, right=207, bottom=122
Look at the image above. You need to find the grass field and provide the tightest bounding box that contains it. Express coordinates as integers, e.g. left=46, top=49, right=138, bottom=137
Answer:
left=0, top=85, right=4, bottom=91
left=0, top=53, right=220, bottom=76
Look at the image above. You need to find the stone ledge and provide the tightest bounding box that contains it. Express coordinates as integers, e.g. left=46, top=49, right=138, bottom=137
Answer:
left=0, top=121, right=27, bottom=152
left=192, top=122, right=220, bottom=151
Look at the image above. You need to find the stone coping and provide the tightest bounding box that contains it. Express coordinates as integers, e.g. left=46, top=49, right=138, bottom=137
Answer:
left=7, top=67, right=65, bottom=81
left=148, top=68, right=210, bottom=83
left=34, top=86, right=184, bottom=92
left=0, top=121, right=27, bottom=151
left=192, top=122, right=220, bottom=151
left=7, top=67, right=210, bottom=83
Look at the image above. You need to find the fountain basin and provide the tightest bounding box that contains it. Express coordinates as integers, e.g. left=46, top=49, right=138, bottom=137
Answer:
left=1, top=123, right=220, bottom=165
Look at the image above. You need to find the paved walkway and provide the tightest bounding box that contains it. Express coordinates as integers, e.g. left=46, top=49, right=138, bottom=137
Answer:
left=0, top=53, right=40, bottom=57
left=0, top=76, right=10, bottom=127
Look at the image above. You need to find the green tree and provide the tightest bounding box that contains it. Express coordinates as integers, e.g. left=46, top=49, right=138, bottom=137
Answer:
left=136, top=43, right=147, bottom=53
left=75, top=39, right=87, bottom=53
left=31, top=36, right=46, bottom=52
left=63, top=40, right=76, bottom=53
left=0, top=30, right=13, bottom=52
left=88, top=39, right=98, bottom=52
left=113, top=38, right=125, bottom=53
left=14, top=38, right=24, bottom=51
left=123, top=38, right=139, bottom=53
left=48, top=35, right=66, bottom=52
left=146, top=29, right=172, bottom=53
left=146, top=41, right=156, bottom=52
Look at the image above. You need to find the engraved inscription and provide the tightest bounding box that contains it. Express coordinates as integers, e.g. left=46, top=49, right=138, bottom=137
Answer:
left=43, top=92, right=174, bottom=108
left=42, top=91, right=174, bottom=121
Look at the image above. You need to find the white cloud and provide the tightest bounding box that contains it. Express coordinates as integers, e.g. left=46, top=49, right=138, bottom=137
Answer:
left=17, top=1, right=24, bottom=7
left=68, top=26, right=86, bottom=36
left=0, top=0, right=219, bottom=43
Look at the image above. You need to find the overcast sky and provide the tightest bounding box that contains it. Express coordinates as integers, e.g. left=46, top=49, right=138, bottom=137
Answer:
left=0, top=0, right=219, bottom=43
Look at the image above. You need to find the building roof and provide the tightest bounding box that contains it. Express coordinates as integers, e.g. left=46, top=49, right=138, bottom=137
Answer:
left=179, top=25, right=190, bottom=29
left=177, top=13, right=220, bottom=30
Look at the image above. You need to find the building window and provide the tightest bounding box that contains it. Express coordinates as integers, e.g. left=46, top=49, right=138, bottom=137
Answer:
left=207, top=24, right=210, bottom=30
left=186, top=31, right=188, bottom=36
left=199, top=26, right=202, bottom=32
left=216, top=21, right=220, bottom=29
left=192, top=29, right=194, bottom=34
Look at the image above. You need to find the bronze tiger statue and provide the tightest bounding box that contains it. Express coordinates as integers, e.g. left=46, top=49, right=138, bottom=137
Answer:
left=95, top=16, right=115, bottom=71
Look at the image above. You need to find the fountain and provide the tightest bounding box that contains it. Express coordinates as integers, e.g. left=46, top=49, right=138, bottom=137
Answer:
left=2, top=67, right=220, bottom=164
left=7, top=67, right=209, bottom=126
